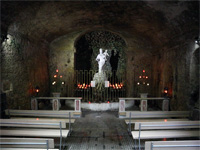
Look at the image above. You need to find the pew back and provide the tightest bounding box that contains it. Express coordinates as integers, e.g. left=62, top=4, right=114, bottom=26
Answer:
left=145, top=140, right=200, bottom=150
left=134, top=121, right=200, bottom=130
left=5, top=109, right=74, bottom=118
left=0, top=138, right=54, bottom=148
left=126, top=111, right=190, bottom=119
left=0, top=119, right=66, bottom=128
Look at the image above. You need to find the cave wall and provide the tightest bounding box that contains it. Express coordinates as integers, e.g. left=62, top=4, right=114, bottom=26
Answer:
left=1, top=31, right=49, bottom=109
left=1, top=1, right=198, bottom=111
left=152, top=40, right=199, bottom=111
left=49, top=32, right=81, bottom=96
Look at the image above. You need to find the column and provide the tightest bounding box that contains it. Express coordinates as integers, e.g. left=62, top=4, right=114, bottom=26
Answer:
left=52, top=99, right=59, bottom=111
left=119, top=99, right=125, bottom=112
left=75, top=99, right=81, bottom=112
left=140, top=93, right=148, bottom=111
left=31, top=98, right=38, bottom=110
left=162, top=98, right=169, bottom=111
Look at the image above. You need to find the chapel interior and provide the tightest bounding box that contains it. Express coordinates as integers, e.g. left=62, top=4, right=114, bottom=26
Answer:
left=0, top=1, right=199, bottom=150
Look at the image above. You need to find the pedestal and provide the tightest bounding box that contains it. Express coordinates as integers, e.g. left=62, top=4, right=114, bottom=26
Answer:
left=53, top=99, right=59, bottom=111
left=31, top=98, right=38, bottom=110
left=162, top=98, right=169, bottom=111
left=75, top=99, right=81, bottom=112
left=52, top=92, right=61, bottom=110
left=140, top=93, right=148, bottom=111
left=119, top=99, right=125, bottom=112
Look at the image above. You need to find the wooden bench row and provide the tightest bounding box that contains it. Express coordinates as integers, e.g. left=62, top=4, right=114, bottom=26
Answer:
left=131, top=121, right=200, bottom=150
left=123, top=111, right=190, bottom=132
left=120, top=111, right=190, bottom=118
left=1, top=109, right=78, bottom=150
left=0, top=120, right=69, bottom=150
left=145, top=140, right=200, bottom=150
left=5, top=109, right=81, bottom=118
left=0, top=138, right=55, bottom=148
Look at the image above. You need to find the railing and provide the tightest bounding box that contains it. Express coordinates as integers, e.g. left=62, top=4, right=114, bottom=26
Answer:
left=119, top=97, right=169, bottom=112
left=74, top=70, right=126, bottom=102
left=31, top=97, right=81, bottom=111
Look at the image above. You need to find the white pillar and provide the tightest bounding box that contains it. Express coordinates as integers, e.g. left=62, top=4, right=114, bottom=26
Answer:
left=52, top=99, right=59, bottom=111
left=140, top=93, right=148, bottom=111
left=75, top=99, right=81, bottom=112
left=119, top=99, right=125, bottom=112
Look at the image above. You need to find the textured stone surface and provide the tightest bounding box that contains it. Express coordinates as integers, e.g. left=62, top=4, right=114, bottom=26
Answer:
left=1, top=1, right=199, bottom=111
left=64, top=111, right=135, bottom=150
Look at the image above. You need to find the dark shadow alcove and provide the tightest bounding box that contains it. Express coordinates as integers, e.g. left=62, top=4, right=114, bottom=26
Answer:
left=74, top=30, right=126, bottom=75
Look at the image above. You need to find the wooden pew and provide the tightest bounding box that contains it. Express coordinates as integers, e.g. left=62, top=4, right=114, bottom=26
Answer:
left=124, top=111, right=190, bottom=132
left=0, top=120, right=69, bottom=150
left=131, top=121, right=200, bottom=150
left=1, top=148, right=59, bottom=150
left=10, top=117, right=76, bottom=123
left=145, top=140, right=200, bottom=150
left=0, top=119, right=67, bottom=128
left=5, top=109, right=80, bottom=118
left=0, top=129, right=69, bottom=137
left=125, top=118, right=189, bottom=132
left=122, top=111, right=190, bottom=119
left=0, top=138, right=54, bottom=148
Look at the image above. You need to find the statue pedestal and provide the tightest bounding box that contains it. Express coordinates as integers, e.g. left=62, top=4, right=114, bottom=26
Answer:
left=140, top=93, right=148, bottom=111
left=93, top=72, right=107, bottom=85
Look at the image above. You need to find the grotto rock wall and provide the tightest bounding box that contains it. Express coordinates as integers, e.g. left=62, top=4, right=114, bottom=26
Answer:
left=1, top=32, right=49, bottom=109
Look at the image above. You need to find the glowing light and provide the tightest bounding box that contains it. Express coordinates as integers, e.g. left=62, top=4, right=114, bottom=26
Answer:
left=60, top=75, right=63, bottom=78
left=147, top=83, right=149, bottom=86
left=54, top=75, right=57, bottom=78
left=36, top=118, right=39, bottom=120
left=164, top=90, right=168, bottom=94
left=164, top=119, right=167, bottom=122
left=62, top=82, right=65, bottom=85
left=36, top=89, right=39, bottom=93
left=137, top=82, right=140, bottom=85
left=139, top=76, right=142, bottom=78
left=56, top=69, right=59, bottom=72
left=52, top=81, right=56, bottom=85
left=107, top=101, right=110, bottom=104
left=146, top=76, right=148, bottom=79
left=143, top=70, right=145, bottom=73
left=89, top=101, right=91, bottom=104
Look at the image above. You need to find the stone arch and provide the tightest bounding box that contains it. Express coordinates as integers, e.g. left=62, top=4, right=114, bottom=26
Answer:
left=74, top=30, right=127, bottom=77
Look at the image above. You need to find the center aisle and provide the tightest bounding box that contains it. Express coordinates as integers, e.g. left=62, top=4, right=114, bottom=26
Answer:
left=64, top=111, right=134, bottom=150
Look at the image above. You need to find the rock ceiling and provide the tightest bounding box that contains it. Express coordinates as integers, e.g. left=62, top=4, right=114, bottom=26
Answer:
left=1, top=1, right=199, bottom=53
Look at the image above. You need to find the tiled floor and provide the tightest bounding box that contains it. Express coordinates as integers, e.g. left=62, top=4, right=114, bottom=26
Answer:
left=64, top=111, right=135, bottom=150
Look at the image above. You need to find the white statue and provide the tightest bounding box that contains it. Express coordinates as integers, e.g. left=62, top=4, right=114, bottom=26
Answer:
left=96, top=48, right=109, bottom=73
